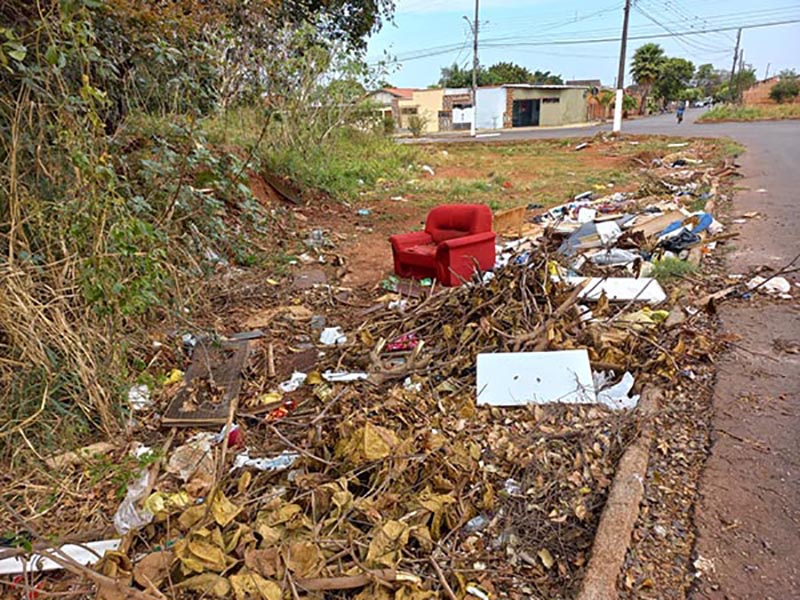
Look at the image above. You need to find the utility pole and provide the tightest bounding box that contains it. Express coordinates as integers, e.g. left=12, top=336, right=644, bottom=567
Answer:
left=728, top=28, right=741, bottom=103
left=470, top=0, right=480, bottom=137
left=736, top=49, right=744, bottom=103
left=765, top=63, right=771, bottom=79
left=612, top=0, right=632, bottom=133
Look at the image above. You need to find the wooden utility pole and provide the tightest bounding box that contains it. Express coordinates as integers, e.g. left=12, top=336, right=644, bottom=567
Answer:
left=470, top=0, right=480, bottom=137
left=728, top=28, right=742, bottom=102
left=613, top=0, right=632, bottom=133
left=736, top=49, right=745, bottom=103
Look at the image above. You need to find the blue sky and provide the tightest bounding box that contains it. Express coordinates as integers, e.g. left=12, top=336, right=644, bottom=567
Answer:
left=366, top=0, right=800, bottom=88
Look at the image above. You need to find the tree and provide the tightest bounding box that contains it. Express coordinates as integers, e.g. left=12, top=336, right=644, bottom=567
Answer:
left=654, top=57, right=695, bottom=104
left=438, top=62, right=475, bottom=87
left=597, top=89, right=615, bottom=120
left=694, top=63, right=727, bottom=97
left=484, top=62, right=533, bottom=85
left=435, top=61, right=563, bottom=87
left=631, top=43, right=666, bottom=114
left=770, top=70, right=800, bottom=103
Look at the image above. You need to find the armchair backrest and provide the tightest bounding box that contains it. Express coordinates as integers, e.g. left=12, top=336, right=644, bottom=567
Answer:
left=425, top=204, right=493, bottom=244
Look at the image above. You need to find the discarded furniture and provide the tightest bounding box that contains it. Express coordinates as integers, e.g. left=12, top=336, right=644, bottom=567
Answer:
left=389, top=204, right=496, bottom=287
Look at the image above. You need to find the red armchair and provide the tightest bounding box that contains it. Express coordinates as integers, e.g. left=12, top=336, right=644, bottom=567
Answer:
left=389, top=204, right=496, bottom=287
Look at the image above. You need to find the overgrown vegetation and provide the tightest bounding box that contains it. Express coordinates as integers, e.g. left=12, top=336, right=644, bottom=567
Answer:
left=769, top=70, right=800, bottom=104
left=698, top=103, right=800, bottom=122
left=0, top=0, right=402, bottom=451
left=650, top=257, right=697, bottom=283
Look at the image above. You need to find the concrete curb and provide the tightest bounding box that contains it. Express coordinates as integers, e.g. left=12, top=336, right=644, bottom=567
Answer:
left=577, top=386, right=661, bottom=600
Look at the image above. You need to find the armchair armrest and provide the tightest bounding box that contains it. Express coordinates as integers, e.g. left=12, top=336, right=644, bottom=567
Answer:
left=390, top=231, right=433, bottom=250
left=437, top=231, right=496, bottom=251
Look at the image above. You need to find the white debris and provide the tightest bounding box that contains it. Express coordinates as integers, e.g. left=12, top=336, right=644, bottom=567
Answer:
left=322, top=370, right=368, bottom=383
left=232, top=450, right=299, bottom=473
left=320, top=326, right=347, bottom=345
left=279, top=371, right=307, bottom=392
left=127, top=384, right=152, bottom=411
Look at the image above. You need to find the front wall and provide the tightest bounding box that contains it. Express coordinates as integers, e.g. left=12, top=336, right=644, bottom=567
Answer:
left=506, top=88, right=587, bottom=126
left=412, top=89, right=445, bottom=133
left=475, top=88, right=507, bottom=129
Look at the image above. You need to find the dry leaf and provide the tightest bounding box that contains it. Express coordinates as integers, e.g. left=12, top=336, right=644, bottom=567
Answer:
left=284, top=541, right=324, bottom=577
left=366, top=520, right=410, bottom=567
left=133, top=551, right=173, bottom=588
left=211, top=491, right=242, bottom=526
left=230, top=568, right=282, bottom=600
left=175, top=573, right=231, bottom=598
left=538, top=548, right=555, bottom=569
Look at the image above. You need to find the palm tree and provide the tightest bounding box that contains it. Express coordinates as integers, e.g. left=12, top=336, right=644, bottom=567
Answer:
left=597, top=89, right=615, bottom=121
left=631, top=43, right=665, bottom=115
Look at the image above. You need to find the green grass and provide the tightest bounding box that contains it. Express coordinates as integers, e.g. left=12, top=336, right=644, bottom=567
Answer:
left=650, top=257, right=698, bottom=283
left=698, top=103, right=800, bottom=122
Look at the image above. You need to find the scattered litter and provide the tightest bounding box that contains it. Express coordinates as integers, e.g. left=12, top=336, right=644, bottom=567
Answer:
left=356, top=208, right=371, bottom=216
left=589, top=248, right=639, bottom=266
left=320, top=326, right=347, bottom=345
left=466, top=584, right=491, bottom=600
left=477, top=350, right=595, bottom=407
left=166, top=434, right=216, bottom=495
left=232, top=450, right=299, bottom=473
left=574, top=142, right=589, bottom=151
left=390, top=195, right=407, bottom=202
left=755, top=188, right=767, bottom=194
left=568, top=277, right=667, bottom=305
left=464, top=514, right=490, bottom=533
left=747, top=275, right=792, bottom=297
left=128, top=384, right=152, bottom=411
left=667, top=142, right=689, bottom=148
left=321, top=370, right=368, bottom=383
left=503, top=478, right=522, bottom=495
left=594, top=371, right=640, bottom=410
left=113, top=469, right=154, bottom=535
left=0, top=539, right=122, bottom=575
left=278, top=371, right=307, bottom=392
left=421, top=165, right=435, bottom=176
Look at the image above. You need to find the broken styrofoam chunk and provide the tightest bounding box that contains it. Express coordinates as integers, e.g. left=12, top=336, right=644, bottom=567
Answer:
left=568, top=277, right=667, bottom=305
left=320, top=327, right=347, bottom=346
left=577, top=207, right=597, bottom=223
left=279, top=371, right=307, bottom=393
left=322, top=370, right=368, bottom=383
left=0, top=539, right=122, bottom=575
left=231, top=450, right=299, bottom=473
left=594, top=371, right=640, bottom=410
left=127, top=384, right=152, bottom=410
left=747, top=275, right=791, bottom=296
left=476, top=350, right=596, bottom=407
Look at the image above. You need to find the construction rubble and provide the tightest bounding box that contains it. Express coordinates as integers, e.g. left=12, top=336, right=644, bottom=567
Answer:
left=4, top=141, right=793, bottom=600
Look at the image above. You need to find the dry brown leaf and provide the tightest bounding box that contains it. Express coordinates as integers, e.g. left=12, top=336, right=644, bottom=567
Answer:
left=133, top=551, right=174, bottom=588
left=175, top=573, right=231, bottom=598
left=245, top=548, right=281, bottom=578
left=366, top=520, right=410, bottom=568
left=230, top=568, right=282, bottom=600
left=211, top=491, right=242, bottom=526
left=285, top=541, right=324, bottom=577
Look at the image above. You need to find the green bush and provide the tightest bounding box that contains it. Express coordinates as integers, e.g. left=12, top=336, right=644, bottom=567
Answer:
left=407, top=114, right=428, bottom=137
left=769, top=78, right=800, bottom=104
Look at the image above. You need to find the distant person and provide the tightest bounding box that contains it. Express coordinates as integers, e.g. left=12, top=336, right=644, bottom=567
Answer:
left=676, top=101, right=685, bottom=124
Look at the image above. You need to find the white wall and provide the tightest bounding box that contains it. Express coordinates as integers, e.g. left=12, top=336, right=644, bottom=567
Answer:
left=475, top=88, right=506, bottom=130
left=452, top=107, right=473, bottom=124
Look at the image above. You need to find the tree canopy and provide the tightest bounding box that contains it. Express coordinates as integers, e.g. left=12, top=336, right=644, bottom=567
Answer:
left=436, top=61, right=563, bottom=87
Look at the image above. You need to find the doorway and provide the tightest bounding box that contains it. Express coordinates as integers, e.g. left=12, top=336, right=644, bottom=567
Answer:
left=512, top=99, right=540, bottom=127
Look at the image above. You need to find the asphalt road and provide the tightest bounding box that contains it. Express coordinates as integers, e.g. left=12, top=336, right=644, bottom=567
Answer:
left=420, top=108, right=799, bottom=143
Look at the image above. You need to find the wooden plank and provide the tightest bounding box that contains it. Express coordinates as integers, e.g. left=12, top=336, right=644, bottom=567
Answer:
left=494, top=206, right=526, bottom=236
left=162, top=339, right=250, bottom=427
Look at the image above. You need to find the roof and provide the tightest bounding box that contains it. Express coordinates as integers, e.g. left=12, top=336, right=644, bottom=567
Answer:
left=502, top=84, right=586, bottom=90
left=567, top=79, right=602, bottom=88
left=382, top=87, right=415, bottom=99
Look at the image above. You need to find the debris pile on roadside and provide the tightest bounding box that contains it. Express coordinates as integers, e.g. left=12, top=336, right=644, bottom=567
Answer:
left=2, top=140, right=760, bottom=600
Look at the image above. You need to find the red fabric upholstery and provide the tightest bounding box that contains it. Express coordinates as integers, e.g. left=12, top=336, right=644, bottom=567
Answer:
left=389, top=204, right=496, bottom=286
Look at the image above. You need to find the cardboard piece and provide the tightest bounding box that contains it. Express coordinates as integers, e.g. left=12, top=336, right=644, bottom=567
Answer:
left=0, top=539, right=121, bottom=575
left=494, top=206, right=526, bottom=236
left=476, top=350, right=596, bottom=406
left=568, top=277, right=667, bottom=305
left=628, top=210, right=686, bottom=238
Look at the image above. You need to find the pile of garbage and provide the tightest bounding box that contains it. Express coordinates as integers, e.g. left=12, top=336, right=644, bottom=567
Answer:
left=1, top=142, right=748, bottom=600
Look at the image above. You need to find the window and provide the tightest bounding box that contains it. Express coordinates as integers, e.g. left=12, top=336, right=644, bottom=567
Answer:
left=400, top=107, right=418, bottom=115
left=542, top=97, right=560, bottom=104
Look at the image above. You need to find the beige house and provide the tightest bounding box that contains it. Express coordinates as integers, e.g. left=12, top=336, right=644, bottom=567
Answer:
left=397, top=88, right=445, bottom=133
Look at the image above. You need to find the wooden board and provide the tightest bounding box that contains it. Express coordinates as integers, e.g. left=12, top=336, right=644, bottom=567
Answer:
left=494, top=206, right=526, bottom=236
left=628, top=210, right=685, bottom=238
left=162, top=339, right=250, bottom=427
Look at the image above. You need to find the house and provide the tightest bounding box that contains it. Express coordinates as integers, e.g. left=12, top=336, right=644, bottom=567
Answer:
left=475, top=84, right=588, bottom=129
left=367, top=87, right=415, bottom=124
